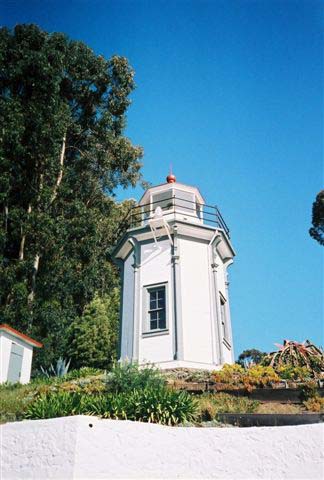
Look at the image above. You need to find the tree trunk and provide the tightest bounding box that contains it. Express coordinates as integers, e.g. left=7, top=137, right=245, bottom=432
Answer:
left=50, top=133, right=66, bottom=204
left=27, top=253, right=40, bottom=306
left=4, top=205, right=8, bottom=233
left=27, top=134, right=66, bottom=316
left=19, top=204, right=32, bottom=261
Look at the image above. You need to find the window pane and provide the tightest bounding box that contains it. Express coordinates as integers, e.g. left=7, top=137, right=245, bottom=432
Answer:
left=156, top=288, right=165, bottom=298
left=150, top=290, right=158, bottom=309
left=158, top=298, right=164, bottom=309
left=150, top=320, right=158, bottom=330
left=158, top=311, right=166, bottom=329
left=148, top=286, right=167, bottom=331
left=152, top=191, right=173, bottom=210
left=173, top=189, right=195, bottom=212
left=157, top=290, right=165, bottom=308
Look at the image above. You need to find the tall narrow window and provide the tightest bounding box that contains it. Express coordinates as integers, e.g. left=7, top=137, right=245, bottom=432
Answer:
left=220, top=295, right=227, bottom=339
left=148, top=286, right=166, bottom=330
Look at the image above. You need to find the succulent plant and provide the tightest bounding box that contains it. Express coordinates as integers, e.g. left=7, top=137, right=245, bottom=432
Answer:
left=40, top=357, right=71, bottom=378
left=263, top=340, right=324, bottom=377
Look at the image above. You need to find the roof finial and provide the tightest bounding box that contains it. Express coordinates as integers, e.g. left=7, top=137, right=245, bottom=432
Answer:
left=166, top=163, right=176, bottom=183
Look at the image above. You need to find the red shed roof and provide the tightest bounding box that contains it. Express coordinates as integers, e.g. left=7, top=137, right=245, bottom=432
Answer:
left=0, top=324, right=43, bottom=348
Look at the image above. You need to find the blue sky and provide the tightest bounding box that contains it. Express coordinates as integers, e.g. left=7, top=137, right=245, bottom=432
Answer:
left=2, top=0, right=323, bottom=356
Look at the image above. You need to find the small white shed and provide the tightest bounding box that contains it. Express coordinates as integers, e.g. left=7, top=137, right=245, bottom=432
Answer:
left=0, top=324, right=43, bottom=384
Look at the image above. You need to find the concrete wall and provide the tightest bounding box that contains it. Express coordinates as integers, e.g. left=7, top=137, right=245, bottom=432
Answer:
left=1, top=416, right=323, bottom=479
left=0, top=332, right=33, bottom=384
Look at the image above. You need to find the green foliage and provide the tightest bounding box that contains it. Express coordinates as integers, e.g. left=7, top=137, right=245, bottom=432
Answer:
left=0, top=24, right=143, bottom=367
left=64, top=367, right=103, bottom=380
left=105, top=361, right=166, bottom=393
left=276, top=365, right=311, bottom=381
left=262, top=340, right=324, bottom=378
left=0, top=382, right=36, bottom=423
left=25, top=388, right=197, bottom=425
left=309, top=190, right=324, bottom=245
left=300, top=381, right=318, bottom=401
left=67, top=289, right=119, bottom=369
left=25, top=391, right=83, bottom=420
left=197, top=393, right=259, bottom=421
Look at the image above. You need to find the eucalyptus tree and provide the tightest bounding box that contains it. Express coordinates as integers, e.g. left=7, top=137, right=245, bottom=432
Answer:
left=0, top=24, right=142, bottom=364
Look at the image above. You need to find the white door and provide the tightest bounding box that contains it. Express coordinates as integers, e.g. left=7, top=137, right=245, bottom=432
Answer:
left=7, top=343, right=23, bottom=383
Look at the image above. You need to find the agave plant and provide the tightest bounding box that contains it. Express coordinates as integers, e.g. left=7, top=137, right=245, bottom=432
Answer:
left=40, top=357, right=71, bottom=378
left=263, top=340, right=324, bottom=377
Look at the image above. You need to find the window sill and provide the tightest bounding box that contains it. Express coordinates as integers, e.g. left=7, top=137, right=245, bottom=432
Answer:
left=142, top=329, right=169, bottom=338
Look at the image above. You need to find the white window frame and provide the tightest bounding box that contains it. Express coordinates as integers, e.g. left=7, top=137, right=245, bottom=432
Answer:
left=142, top=282, right=169, bottom=337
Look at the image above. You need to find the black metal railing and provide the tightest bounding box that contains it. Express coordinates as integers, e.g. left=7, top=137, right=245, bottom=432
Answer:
left=117, top=195, right=230, bottom=239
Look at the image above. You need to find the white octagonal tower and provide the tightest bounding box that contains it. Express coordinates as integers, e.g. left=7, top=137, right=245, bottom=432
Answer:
left=112, top=173, right=235, bottom=370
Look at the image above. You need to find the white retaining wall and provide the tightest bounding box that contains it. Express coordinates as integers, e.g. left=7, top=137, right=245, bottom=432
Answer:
left=1, top=416, right=323, bottom=479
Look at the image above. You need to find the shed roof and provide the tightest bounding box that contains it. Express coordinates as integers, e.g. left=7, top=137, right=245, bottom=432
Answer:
left=0, top=324, right=43, bottom=348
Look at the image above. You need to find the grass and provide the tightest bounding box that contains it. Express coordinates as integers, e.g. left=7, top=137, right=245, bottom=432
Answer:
left=196, top=393, right=259, bottom=421
left=0, top=383, right=35, bottom=423
left=255, top=402, right=302, bottom=414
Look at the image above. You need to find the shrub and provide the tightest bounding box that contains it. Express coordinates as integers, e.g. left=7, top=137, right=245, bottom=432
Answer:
left=105, top=362, right=166, bottom=393
left=25, top=388, right=197, bottom=425
left=212, top=364, right=279, bottom=391
left=300, top=381, right=318, bottom=401
left=212, top=364, right=245, bottom=386
left=67, top=290, right=119, bottom=370
left=303, top=397, right=324, bottom=412
left=277, top=365, right=311, bottom=381
left=242, top=365, right=280, bottom=391
left=65, top=367, right=103, bottom=380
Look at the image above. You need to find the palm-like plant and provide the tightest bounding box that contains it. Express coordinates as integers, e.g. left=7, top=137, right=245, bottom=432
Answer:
left=263, top=340, right=324, bottom=377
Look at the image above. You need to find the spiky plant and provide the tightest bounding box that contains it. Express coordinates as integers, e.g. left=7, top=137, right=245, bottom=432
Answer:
left=263, top=340, right=324, bottom=377
left=40, top=357, right=71, bottom=378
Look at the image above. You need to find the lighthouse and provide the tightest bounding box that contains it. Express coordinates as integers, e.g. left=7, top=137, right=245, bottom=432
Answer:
left=112, top=174, right=235, bottom=370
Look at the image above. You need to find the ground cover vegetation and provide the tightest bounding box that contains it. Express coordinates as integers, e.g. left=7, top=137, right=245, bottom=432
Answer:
left=1, top=361, right=323, bottom=426
left=0, top=24, right=143, bottom=369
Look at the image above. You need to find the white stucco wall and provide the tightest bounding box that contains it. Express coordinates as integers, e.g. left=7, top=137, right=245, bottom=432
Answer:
left=1, top=416, right=323, bottom=479
left=180, top=237, right=214, bottom=364
left=222, top=341, right=233, bottom=364
left=139, top=239, right=174, bottom=364
left=0, top=332, right=33, bottom=384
